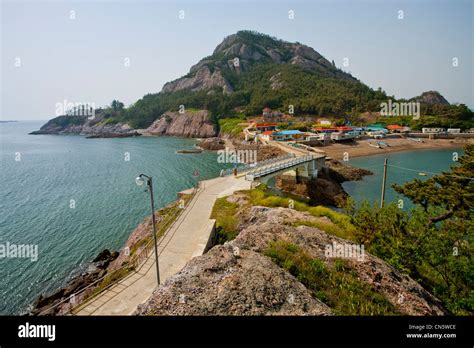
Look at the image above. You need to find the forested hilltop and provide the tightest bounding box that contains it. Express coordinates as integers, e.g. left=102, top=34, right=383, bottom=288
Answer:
left=33, top=30, right=473, bottom=134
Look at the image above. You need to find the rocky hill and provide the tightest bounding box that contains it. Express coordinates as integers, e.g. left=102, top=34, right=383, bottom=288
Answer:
left=31, top=30, right=472, bottom=135
left=162, top=30, right=356, bottom=94
left=411, top=90, right=450, bottom=105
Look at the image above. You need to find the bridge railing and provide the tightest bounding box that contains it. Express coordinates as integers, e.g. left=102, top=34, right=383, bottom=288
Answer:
left=245, top=154, right=316, bottom=181
left=36, top=185, right=200, bottom=316
left=221, top=153, right=295, bottom=176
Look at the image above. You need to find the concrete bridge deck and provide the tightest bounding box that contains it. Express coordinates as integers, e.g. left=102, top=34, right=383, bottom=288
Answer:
left=245, top=153, right=325, bottom=182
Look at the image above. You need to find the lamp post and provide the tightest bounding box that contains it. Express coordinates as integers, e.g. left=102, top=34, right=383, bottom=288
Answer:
left=136, top=174, right=160, bottom=285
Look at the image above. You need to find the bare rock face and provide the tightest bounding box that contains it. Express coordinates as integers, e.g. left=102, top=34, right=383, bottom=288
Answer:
left=135, top=200, right=447, bottom=316
left=160, top=31, right=356, bottom=95
left=162, top=66, right=233, bottom=94
left=411, top=90, right=449, bottom=105
left=276, top=159, right=373, bottom=207
left=31, top=249, right=118, bottom=315
left=233, top=206, right=448, bottom=316
left=197, top=137, right=225, bottom=150
left=146, top=110, right=217, bottom=138
left=135, top=244, right=331, bottom=316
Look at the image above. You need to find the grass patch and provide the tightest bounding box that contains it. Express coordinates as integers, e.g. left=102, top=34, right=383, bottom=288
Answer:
left=265, top=240, right=399, bottom=315
left=242, top=186, right=356, bottom=240
left=291, top=220, right=349, bottom=239
left=210, top=197, right=240, bottom=244
left=219, top=117, right=245, bottom=137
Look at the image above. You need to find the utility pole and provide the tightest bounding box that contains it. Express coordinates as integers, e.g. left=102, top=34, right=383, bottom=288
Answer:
left=380, top=158, right=388, bottom=208
left=135, top=174, right=160, bottom=285
left=147, top=177, right=161, bottom=285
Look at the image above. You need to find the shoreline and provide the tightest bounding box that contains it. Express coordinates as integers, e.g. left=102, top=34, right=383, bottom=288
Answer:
left=316, top=137, right=471, bottom=160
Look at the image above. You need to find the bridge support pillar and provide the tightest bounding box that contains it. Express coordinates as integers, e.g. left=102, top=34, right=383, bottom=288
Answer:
left=307, top=159, right=319, bottom=179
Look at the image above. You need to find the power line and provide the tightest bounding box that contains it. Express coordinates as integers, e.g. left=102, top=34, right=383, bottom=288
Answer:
left=386, top=163, right=473, bottom=180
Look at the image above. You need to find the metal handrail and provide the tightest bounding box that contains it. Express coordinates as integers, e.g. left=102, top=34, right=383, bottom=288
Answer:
left=37, top=186, right=200, bottom=315
left=245, top=154, right=316, bottom=180
left=222, top=153, right=295, bottom=176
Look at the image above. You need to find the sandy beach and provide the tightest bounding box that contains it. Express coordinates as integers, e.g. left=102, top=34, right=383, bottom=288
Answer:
left=316, top=136, right=472, bottom=160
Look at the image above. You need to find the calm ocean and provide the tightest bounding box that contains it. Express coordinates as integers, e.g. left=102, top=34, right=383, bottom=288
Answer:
left=342, top=148, right=463, bottom=206
left=0, top=121, right=463, bottom=314
left=0, top=121, right=227, bottom=314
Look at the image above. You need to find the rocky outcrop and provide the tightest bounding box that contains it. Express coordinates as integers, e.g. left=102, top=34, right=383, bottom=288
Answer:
left=233, top=206, right=448, bottom=316
left=135, top=243, right=331, bottom=316
left=162, top=66, right=233, bottom=94
left=411, top=91, right=449, bottom=105
left=324, top=159, right=373, bottom=182
left=136, top=199, right=447, bottom=316
left=276, top=159, right=373, bottom=207
left=31, top=249, right=118, bottom=315
left=197, top=137, right=226, bottom=150
left=160, top=31, right=356, bottom=95
left=232, top=140, right=286, bottom=162
left=31, top=198, right=184, bottom=315
left=146, top=110, right=217, bottom=138
left=30, top=115, right=138, bottom=137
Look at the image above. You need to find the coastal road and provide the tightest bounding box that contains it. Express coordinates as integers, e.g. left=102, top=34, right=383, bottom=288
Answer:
left=75, top=175, right=251, bottom=315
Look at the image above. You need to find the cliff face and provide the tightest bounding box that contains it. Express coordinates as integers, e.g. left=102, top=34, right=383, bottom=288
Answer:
left=145, top=110, right=217, bottom=138
left=162, top=66, right=234, bottom=94
left=136, top=195, right=448, bottom=316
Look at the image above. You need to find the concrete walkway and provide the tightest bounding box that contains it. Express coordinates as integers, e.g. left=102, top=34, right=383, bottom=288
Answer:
left=75, top=175, right=251, bottom=315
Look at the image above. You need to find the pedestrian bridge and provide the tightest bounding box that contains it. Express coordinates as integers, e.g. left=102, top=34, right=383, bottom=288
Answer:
left=244, top=154, right=326, bottom=183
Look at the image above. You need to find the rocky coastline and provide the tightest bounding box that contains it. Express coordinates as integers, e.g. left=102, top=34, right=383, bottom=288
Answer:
left=276, top=159, right=373, bottom=207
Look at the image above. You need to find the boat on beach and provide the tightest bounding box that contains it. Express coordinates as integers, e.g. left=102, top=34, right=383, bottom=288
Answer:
left=368, top=141, right=389, bottom=149
left=407, top=137, right=424, bottom=143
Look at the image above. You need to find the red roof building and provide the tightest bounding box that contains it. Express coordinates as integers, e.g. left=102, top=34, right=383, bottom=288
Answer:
left=256, top=123, right=277, bottom=128
left=313, top=126, right=353, bottom=132
left=255, top=123, right=277, bottom=133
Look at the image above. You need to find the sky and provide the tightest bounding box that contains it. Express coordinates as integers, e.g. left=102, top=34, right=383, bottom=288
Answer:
left=1, top=0, right=473, bottom=120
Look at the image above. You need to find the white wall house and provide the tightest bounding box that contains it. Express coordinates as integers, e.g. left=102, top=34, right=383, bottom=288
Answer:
left=422, top=128, right=445, bottom=134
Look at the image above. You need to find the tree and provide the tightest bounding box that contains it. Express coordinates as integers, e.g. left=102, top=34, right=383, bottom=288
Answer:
left=349, top=145, right=474, bottom=314
left=393, top=144, right=473, bottom=223
left=111, top=100, right=124, bottom=111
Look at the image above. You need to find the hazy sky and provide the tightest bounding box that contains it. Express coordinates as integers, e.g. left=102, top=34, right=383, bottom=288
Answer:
left=1, top=0, right=472, bottom=120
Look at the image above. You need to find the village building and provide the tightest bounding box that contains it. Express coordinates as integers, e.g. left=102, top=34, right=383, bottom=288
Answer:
left=315, top=118, right=332, bottom=126
left=255, top=123, right=277, bottom=133
left=260, top=131, right=274, bottom=141
left=422, top=128, right=445, bottom=134
left=262, top=107, right=287, bottom=122
left=272, top=130, right=307, bottom=141
left=386, top=124, right=410, bottom=133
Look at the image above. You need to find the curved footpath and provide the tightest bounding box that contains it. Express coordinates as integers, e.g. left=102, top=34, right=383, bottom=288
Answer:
left=75, top=175, right=251, bottom=315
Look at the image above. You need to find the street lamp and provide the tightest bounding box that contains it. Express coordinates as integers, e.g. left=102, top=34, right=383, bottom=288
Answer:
left=135, top=173, right=160, bottom=285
